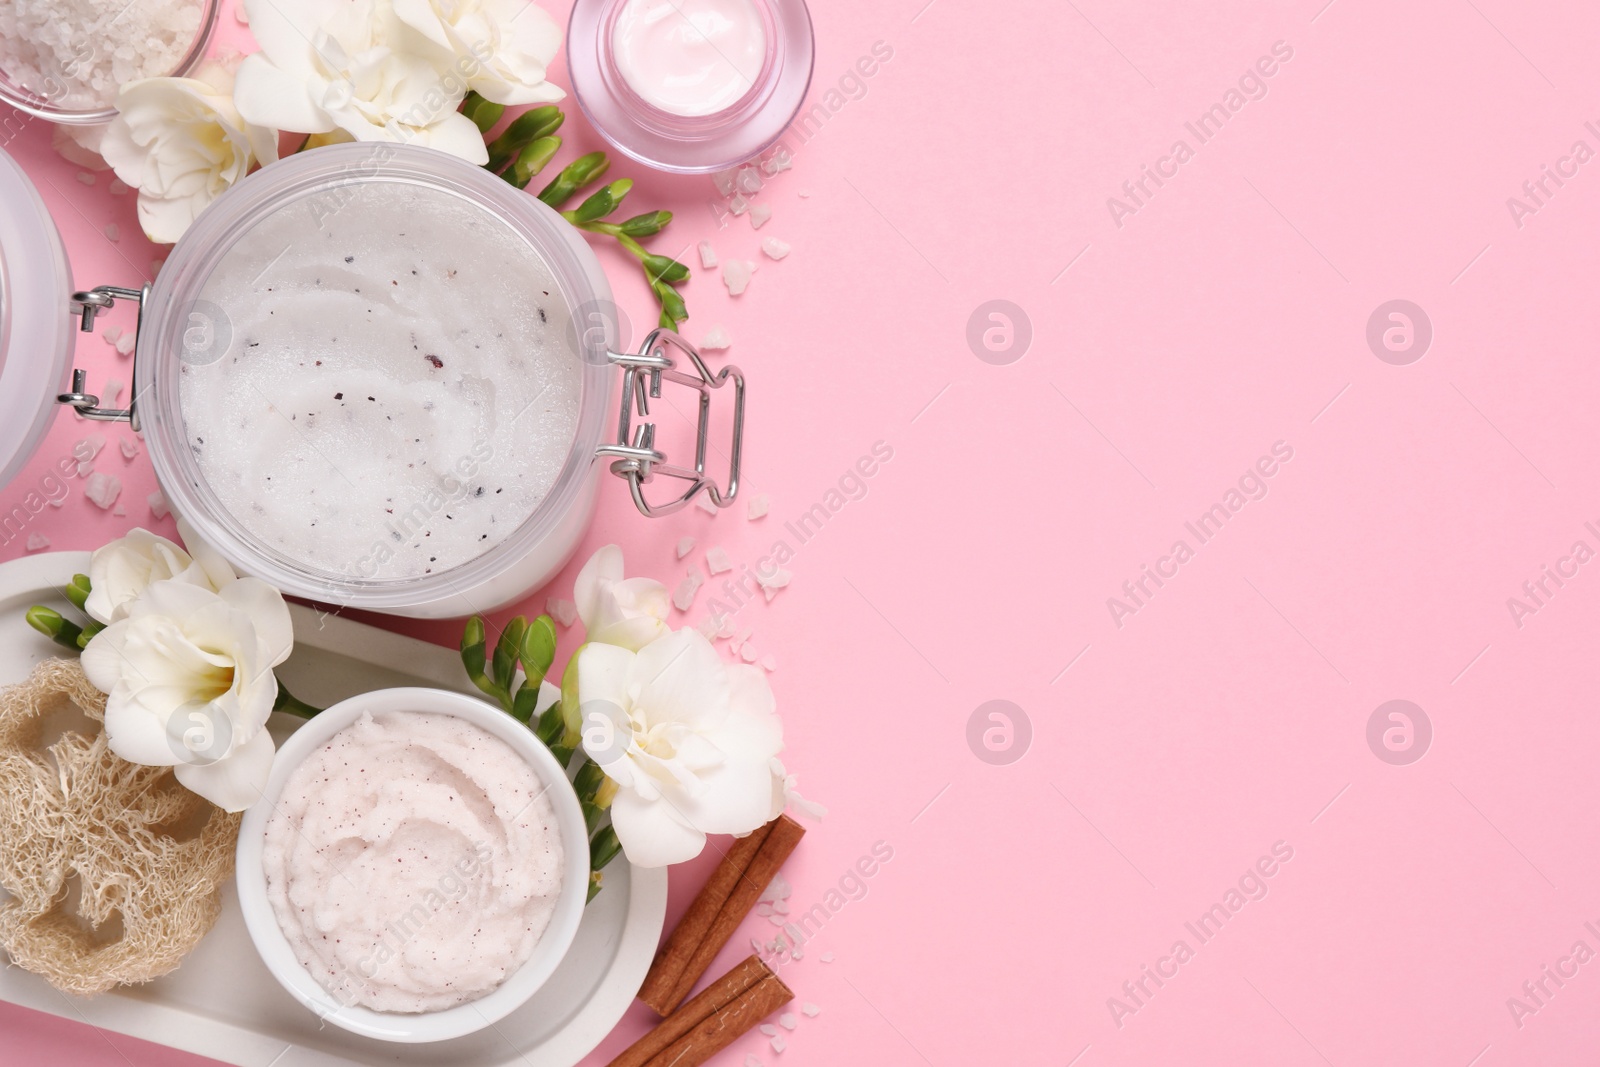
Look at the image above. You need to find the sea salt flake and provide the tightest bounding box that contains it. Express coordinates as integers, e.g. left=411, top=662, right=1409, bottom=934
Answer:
left=741, top=644, right=759, bottom=662
left=147, top=489, right=169, bottom=518
left=729, top=626, right=752, bottom=654
left=103, top=223, right=120, bottom=242
left=115, top=332, right=135, bottom=356
left=672, top=571, right=703, bottom=612
left=772, top=898, right=789, bottom=914
left=712, top=169, right=739, bottom=197
left=700, top=325, right=732, bottom=350
left=109, top=179, right=128, bottom=195
left=749, top=204, right=772, bottom=229
left=759, top=873, right=790, bottom=902
left=729, top=193, right=750, bottom=216
left=76, top=171, right=94, bottom=186
left=779, top=1013, right=798, bottom=1031
left=695, top=491, right=719, bottom=515
left=546, top=597, right=577, bottom=627
left=746, top=493, right=769, bottom=520
left=756, top=902, right=773, bottom=916
left=24, top=534, right=49, bottom=552
left=759, top=1024, right=777, bottom=1037
left=76, top=460, right=95, bottom=477
left=676, top=536, right=696, bottom=559
left=802, top=1003, right=821, bottom=1017
left=798, top=190, right=811, bottom=198
left=722, top=260, right=757, bottom=296
left=761, top=148, right=792, bottom=174
left=111, top=504, right=125, bottom=516
left=737, top=167, right=763, bottom=194
left=769, top=1035, right=786, bottom=1054
left=76, top=434, right=107, bottom=459
left=698, top=240, right=718, bottom=269
left=101, top=325, right=122, bottom=345
left=820, top=952, right=835, bottom=963
left=103, top=379, right=124, bottom=407
left=119, top=436, right=139, bottom=459
left=84, top=472, right=121, bottom=509
left=705, top=546, right=733, bottom=574
left=790, top=944, right=803, bottom=960
left=745, top=1056, right=763, bottom=1067
left=761, top=653, right=777, bottom=671
left=761, top=237, right=791, bottom=260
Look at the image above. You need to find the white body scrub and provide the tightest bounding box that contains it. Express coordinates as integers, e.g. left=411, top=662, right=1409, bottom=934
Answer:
left=179, top=181, right=582, bottom=581
left=262, top=710, right=565, bottom=1013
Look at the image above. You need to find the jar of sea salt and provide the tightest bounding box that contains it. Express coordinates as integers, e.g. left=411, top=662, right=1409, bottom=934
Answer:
left=0, top=0, right=219, bottom=124
left=49, top=143, right=745, bottom=617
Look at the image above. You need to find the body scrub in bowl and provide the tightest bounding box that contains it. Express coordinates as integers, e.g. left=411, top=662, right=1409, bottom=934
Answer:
left=237, top=688, right=588, bottom=1041
left=68, top=142, right=747, bottom=618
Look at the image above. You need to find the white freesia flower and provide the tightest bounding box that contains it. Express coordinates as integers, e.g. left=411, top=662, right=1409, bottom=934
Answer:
left=85, top=519, right=236, bottom=625
left=234, top=0, right=488, bottom=164
left=81, top=578, right=293, bottom=812
left=575, top=544, right=670, bottom=651
left=393, top=0, right=564, bottom=106
left=578, top=628, right=784, bottom=867
left=100, top=65, right=279, bottom=244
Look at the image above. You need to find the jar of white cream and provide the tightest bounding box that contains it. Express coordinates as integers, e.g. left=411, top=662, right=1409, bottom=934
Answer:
left=50, top=143, right=746, bottom=618
left=566, top=0, right=814, bottom=173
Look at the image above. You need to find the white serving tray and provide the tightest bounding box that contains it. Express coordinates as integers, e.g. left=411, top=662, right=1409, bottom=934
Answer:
left=0, top=552, right=665, bottom=1067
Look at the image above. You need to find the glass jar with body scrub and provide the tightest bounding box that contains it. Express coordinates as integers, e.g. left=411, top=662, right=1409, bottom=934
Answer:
left=567, top=0, right=814, bottom=173
left=49, top=143, right=747, bottom=618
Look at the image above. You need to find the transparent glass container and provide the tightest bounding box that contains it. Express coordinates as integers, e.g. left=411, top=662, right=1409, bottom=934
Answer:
left=0, top=0, right=220, bottom=125
left=566, top=0, right=815, bottom=173
left=57, top=143, right=746, bottom=618
left=0, top=144, right=75, bottom=492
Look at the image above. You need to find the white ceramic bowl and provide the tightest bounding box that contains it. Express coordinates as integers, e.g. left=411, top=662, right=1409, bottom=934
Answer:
left=235, top=687, right=590, bottom=1043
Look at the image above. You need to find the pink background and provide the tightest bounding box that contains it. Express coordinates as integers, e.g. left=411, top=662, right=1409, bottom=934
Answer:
left=5, top=0, right=1600, bottom=1063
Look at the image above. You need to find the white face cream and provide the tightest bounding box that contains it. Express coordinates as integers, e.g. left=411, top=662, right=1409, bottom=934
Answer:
left=178, top=181, right=583, bottom=583
left=611, top=0, right=767, bottom=117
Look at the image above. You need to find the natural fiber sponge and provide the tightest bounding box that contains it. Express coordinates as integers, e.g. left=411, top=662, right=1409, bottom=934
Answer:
left=0, top=658, right=241, bottom=995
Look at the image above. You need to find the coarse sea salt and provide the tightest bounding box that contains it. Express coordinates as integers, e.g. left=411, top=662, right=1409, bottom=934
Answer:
left=722, top=260, right=757, bottom=296
left=759, top=1024, right=778, bottom=1037
left=546, top=597, right=578, bottom=628
left=148, top=488, right=169, bottom=518
left=119, top=436, right=139, bottom=460
left=706, top=546, right=733, bottom=574
left=820, top=951, right=834, bottom=963
left=737, top=167, right=763, bottom=195
left=779, top=1013, right=798, bottom=1031
left=746, top=493, right=769, bottom=520
left=769, top=1035, right=786, bottom=1054
left=700, top=325, right=732, bottom=350
left=698, top=240, right=718, bottom=269
left=25, top=533, right=49, bottom=551
left=749, top=204, right=772, bottom=229
left=673, top=570, right=703, bottom=612
left=75, top=171, right=94, bottom=186
left=695, top=492, right=719, bottom=516
left=801, top=1002, right=820, bottom=1017
left=84, top=472, right=120, bottom=509
left=761, top=237, right=790, bottom=260
left=0, top=0, right=205, bottom=111
left=676, top=536, right=696, bottom=559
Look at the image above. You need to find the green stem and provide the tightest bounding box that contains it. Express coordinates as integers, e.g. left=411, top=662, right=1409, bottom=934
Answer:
left=273, top=680, right=323, bottom=719
left=26, top=606, right=83, bottom=652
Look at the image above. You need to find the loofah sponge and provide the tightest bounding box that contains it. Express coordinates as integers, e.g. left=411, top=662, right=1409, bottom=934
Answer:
left=0, top=659, right=241, bottom=995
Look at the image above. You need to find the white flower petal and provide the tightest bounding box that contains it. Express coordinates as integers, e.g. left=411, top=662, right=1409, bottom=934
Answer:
left=630, top=629, right=729, bottom=731
left=234, top=55, right=335, bottom=133
left=101, top=694, right=183, bottom=766
left=177, top=517, right=238, bottom=589
left=609, top=786, right=706, bottom=867
left=575, top=641, right=636, bottom=716
left=174, top=727, right=276, bottom=811
left=218, top=578, right=294, bottom=667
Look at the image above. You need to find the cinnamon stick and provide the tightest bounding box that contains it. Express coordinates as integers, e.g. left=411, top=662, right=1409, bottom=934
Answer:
left=637, top=820, right=776, bottom=1013
left=608, top=956, right=780, bottom=1067
left=658, top=815, right=805, bottom=1014
left=646, top=974, right=792, bottom=1067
